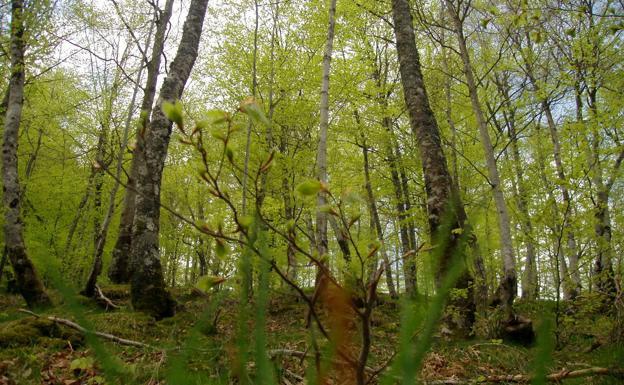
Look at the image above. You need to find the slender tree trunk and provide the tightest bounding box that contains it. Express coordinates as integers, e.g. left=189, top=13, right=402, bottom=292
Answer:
left=441, top=41, right=488, bottom=307
left=315, top=0, right=337, bottom=265
left=387, top=142, right=417, bottom=296
left=360, top=135, right=398, bottom=298
left=535, top=125, right=573, bottom=298
left=371, top=44, right=417, bottom=296
left=516, top=35, right=581, bottom=298
left=396, top=141, right=419, bottom=294
left=279, top=132, right=298, bottom=282
left=542, top=103, right=579, bottom=299
left=510, top=134, right=538, bottom=300
left=586, top=89, right=617, bottom=299
left=130, top=0, right=209, bottom=319
left=108, top=0, right=173, bottom=283
left=83, top=39, right=145, bottom=297
left=82, top=128, right=106, bottom=296
left=2, top=0, right=51, bottom=308
left=445, top=0, right=516, bottom=314
left=196, top=200, right=208, bottom=276
left=239, top=0, right=260, bottom=300
left=391, top=0, right=475, bottom=334
left=493, top=77, right=538, bottom=300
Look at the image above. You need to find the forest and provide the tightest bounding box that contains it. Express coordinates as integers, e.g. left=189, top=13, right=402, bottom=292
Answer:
left=0, top=0, right=623, bottom=384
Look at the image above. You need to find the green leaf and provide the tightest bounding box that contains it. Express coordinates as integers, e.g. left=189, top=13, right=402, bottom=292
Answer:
left=195, top=119, right=210, bottom=130
left=195, top=275, right=227, bottom=292
left=240, top=97, right=271, bottom=127
left=238, top=215, right=254, bottom=229
left=162, top=100, right=184, bottom=126
left=70, top=357, right=95, bottom=372
left=205, top=109, right=229, bottom=124
left=210, top=128, right=227, bottom=141
left=296, top=180, right=322, bottom=196
left=318, top=204, right=335, bottom=214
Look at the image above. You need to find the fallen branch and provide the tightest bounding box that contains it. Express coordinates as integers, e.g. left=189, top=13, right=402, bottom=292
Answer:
left=95, top=284, right=121, bottom=310
left=476, top=367, right=624, bottom=383
left=421, top=367, right=624, bottom=384
left=18, top=309, right=154, bottom=349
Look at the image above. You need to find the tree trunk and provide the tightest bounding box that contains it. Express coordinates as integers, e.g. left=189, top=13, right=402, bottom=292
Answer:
left=279, top=132, right=298, bottom=282
left=492, top=76, right=538, bottom=300
left=586, top=90, right=617, bottom=299
left=510, top=133, right=538, bottom=300
left=544, top=103, right=581, bottom=298
left=441, top=41, right=488, bottom=307
left=360, top=134, right=398, bottom=299
left=130, top=0, right=209, bottom=319
left=391, top=0, right=475, bottom=335
left=396, top=141, right=419, bottom=294
left=371, top=43, right=417, bottom=296
left=82, top=128, right=106, bottom=297
left=108, top=0, right=173, bottom=284
left=315, top=0, right=337, bottom=265
left=516, top=34, right=581, bottom=298
left=2, top=0, right=51, bottom=308
left=445, top=0, right=516, bottom=314
left=83, top=35, right=145, bottom=297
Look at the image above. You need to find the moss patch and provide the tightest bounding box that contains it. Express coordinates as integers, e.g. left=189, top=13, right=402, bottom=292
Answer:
left=0, top=317, right=83, bottom=348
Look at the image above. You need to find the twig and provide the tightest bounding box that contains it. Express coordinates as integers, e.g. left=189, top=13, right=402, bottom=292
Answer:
left=94, top=284, right=121, bottom=310
left=18, top=309, right=154, bottom=349
left=283, top=368, right=304, bottom=382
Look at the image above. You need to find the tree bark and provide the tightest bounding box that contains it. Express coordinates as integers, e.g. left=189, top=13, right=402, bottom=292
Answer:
left=441, top=40, right=488, bottom=307
left=83, top=35, right=145, bottom=297
left=2, top=0, right=51, bottom=308
left=492, top=76, right=538, bottom=300
left=370, top=41, right=417, bottom=296
left=108, top=0, right=174, bottom=283
left=391, top=0, right=475, bottom=334
left=360, top=134, right=398, bottom=299
left=586, top=89, right=617, bottom=299
left=513, top=32, right=581, bottom=299
left=445, top=0, right=516, bottom=314
left=315, top=0, right=337, bottom=264
left=82, top=128, right=106, bottom=297
left=130, top=0, right=209, bottom=319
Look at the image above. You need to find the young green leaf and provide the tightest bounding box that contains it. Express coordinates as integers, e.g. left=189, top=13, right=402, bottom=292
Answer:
left=195, top=275, right=227, bottom=293
left=205, top=109, right=229, bottom=124
left=296, top=180, right=322, bottom=196
left=162, top=100, right=184, bottom=126
left=240, top=97, right=271, bottom=127
left=238, top=215, right=254, bottom=229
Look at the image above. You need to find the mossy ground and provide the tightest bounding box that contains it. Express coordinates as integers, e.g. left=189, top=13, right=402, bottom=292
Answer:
left=0, top=287, right=621, bottom=384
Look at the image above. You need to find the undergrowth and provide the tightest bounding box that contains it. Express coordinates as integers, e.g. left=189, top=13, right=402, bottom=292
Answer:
left=0, top=284, right=622, bottom=385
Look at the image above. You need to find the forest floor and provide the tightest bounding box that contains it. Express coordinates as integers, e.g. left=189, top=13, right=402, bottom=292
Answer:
left=0, top=285, right=622, bottom=385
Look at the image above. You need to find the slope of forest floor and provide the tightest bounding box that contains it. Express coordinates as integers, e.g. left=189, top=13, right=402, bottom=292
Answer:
left=0, top=286, right=622, bottom=385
